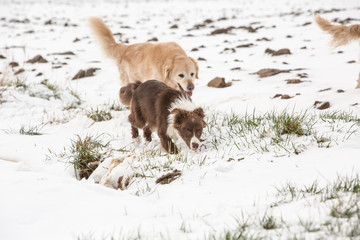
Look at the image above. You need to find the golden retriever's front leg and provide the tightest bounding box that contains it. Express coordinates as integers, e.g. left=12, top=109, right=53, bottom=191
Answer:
left=357, top=73, right=360, bottom=89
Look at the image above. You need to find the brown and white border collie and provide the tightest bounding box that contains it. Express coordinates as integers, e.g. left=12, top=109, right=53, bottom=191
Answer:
left=124, top=80, right=206, bottom=154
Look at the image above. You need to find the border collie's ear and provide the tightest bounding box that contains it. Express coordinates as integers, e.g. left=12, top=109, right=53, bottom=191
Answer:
left=193, top=107, right=206, bottom=127
left=162, top=59, right=173, bottom=79
left=171, top=108, right=188, bottom=128
left=193, top=108, right=204, bottom=119
left=189, top=57, right=199, bottom=79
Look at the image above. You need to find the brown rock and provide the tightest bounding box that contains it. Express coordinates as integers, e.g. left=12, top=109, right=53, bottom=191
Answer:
left=156, top=170, right=181, bottom=184
left=236, top=43, right=254, bottom=48
left=318, top=88, right=331, bottom=92
left=273, top=94, right=282, bottom=98
left=265, top=48, right=291, bottom=56
left=9, top=62, right=19, bottom=67
left=210, top=27, right=234, bottom=35
left=72, top=68, right=100, bottom=80
left=0, top=54, right=6, bottom=59
left=281, top=94, right=292, bottom=99
left=337, top=89, right=345, bottom=93
left=230, top=67, right=241, bottom=71
left=253, top=68, right=291, bottom=78
left=256, top=37, right=271, bottom=41
left=27, top=55, right=48, bottom=63
left=50, top=51, right=75, bottom=56
left=297, top=73, right=308, bottom=78
left=14, top=68, right=25, bottom=75
left=147, top=37, right=158, bottom=42
left=170, top=24, right=178, bottom=29
left=286, top=79, right=303, bottom=84
left=317, top=101, right=330, bottom=110
left=208, top=77, right=232, bottom=88
left=197, top=57, right=206, bottom=61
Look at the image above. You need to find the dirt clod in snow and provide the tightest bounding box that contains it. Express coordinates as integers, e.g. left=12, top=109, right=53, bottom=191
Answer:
left=156, top=170, right=181, bottom=184
left=9, top=62, right=19, bottom=67
left=286, top=79, right=303, bottom=84
left=72, top=68, right=100, bottom=80
left=265, top=48, right=291, bottom=56
left=253, top=68, right=291, bottom=78
left=314, top=101, right=331, bottom=110
left=208, top=77, right=232, bottom=88
left=14, top=68, right=25, bottom=75
left=26, top=55, right=48, bottom=63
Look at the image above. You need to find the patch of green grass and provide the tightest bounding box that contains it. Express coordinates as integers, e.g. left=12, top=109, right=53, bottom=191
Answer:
left=320, top=111, right=360, bottom=124
left=329, top=197, right=359, bottom=219
left=87, top=108, right=112, bottom=122
left=109, top=101, right=127, bottom=111
left=15, top=78, right=28, bottom=90
left=268, top=110, right=308, bottom=136
left=64, top=134, right=111, bottom=179
left=19, top=124, right=44, bottom=135
left=259, top=213, right=278, bottom=230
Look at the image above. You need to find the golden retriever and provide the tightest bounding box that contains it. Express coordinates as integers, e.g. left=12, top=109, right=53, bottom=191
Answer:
left=315, top=15, right=360, bottom=88
left=88, top=17, right=199, bottom=96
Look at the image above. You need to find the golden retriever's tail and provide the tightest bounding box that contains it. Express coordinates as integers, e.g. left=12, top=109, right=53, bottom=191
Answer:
left=88, top=17, right=124, bottom=59
left=315, top=15, right=360, bottom=48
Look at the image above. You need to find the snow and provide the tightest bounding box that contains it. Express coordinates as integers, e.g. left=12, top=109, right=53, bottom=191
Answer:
left=1, top=0, right=360, bottom=239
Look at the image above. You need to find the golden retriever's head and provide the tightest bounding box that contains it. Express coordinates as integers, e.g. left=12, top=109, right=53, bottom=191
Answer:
left=163, top=56, right=199, bottom=97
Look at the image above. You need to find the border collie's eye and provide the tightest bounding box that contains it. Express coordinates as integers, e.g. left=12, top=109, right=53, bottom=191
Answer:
left=190, top=72, right=194, bottom=77
left=178, top=74, right=185, bottom=78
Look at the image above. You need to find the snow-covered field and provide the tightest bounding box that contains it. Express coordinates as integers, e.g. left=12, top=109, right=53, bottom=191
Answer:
left=1, top=0, right=360, bottom=239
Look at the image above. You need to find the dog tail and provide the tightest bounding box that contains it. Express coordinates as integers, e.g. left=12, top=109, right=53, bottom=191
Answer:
left=88, top=17, right=124, bottom=59
left=119, top=81, right=142, bottom=106
left=315, top=15, right=360, bottom=48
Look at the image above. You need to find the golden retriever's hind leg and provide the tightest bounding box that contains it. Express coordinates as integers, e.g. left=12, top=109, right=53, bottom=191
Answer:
left=356, top=72, right=360, bottom=89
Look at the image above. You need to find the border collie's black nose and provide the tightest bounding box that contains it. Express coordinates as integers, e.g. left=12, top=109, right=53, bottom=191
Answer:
left=187, top=83, right=194, bottom=91
left=192, top=142, right=199, bottom=149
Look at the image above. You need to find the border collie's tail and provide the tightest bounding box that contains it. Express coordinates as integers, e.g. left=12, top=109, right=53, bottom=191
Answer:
left=315, top=15, right=360, bottom=48
left=119, top=81, right=142, bottom=106
left=88, top=17, right=124, bottom=59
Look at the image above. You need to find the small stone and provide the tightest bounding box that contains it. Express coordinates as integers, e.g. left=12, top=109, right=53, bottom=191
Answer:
left=9, top=62, right=19, bottom=67
left=265, top=48, right=291, bottom=56
left=286, top=79, right=303, bottom=84
left=72, top=68, right=100, bottom=80
left=317, top=101, right=330, bottom=110
left=208, top=77, right=232, bottom=88
left=26, top=55, right=48, bottom=63
left=14, top=68, right=25, bottom=75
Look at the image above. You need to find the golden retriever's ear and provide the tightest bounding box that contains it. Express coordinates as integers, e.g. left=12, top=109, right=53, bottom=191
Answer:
left=162, top=59, right=173, bottom=79
left=189, top=57, right=199, bottom=79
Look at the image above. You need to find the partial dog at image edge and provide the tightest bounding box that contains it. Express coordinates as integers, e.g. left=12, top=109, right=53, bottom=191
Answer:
left=315, top=15, right=360, bottom=88
left=125, top=80, right=206, bottom=154
left=88, top=17, right=199, bottom=97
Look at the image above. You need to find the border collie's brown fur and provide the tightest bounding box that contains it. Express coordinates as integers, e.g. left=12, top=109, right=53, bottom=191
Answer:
left=119, top=81, right=141, bottom=106
left=88, top=17, right=199, bottom=96
left=315, top=15, right=360, bottom=88
left=127, top=80, right=206, bottom=153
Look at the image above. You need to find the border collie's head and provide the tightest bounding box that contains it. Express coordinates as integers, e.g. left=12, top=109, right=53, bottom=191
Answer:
left=170, top=107, right=206, bottom=151
left=119, top=81, right=141, bottom=106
